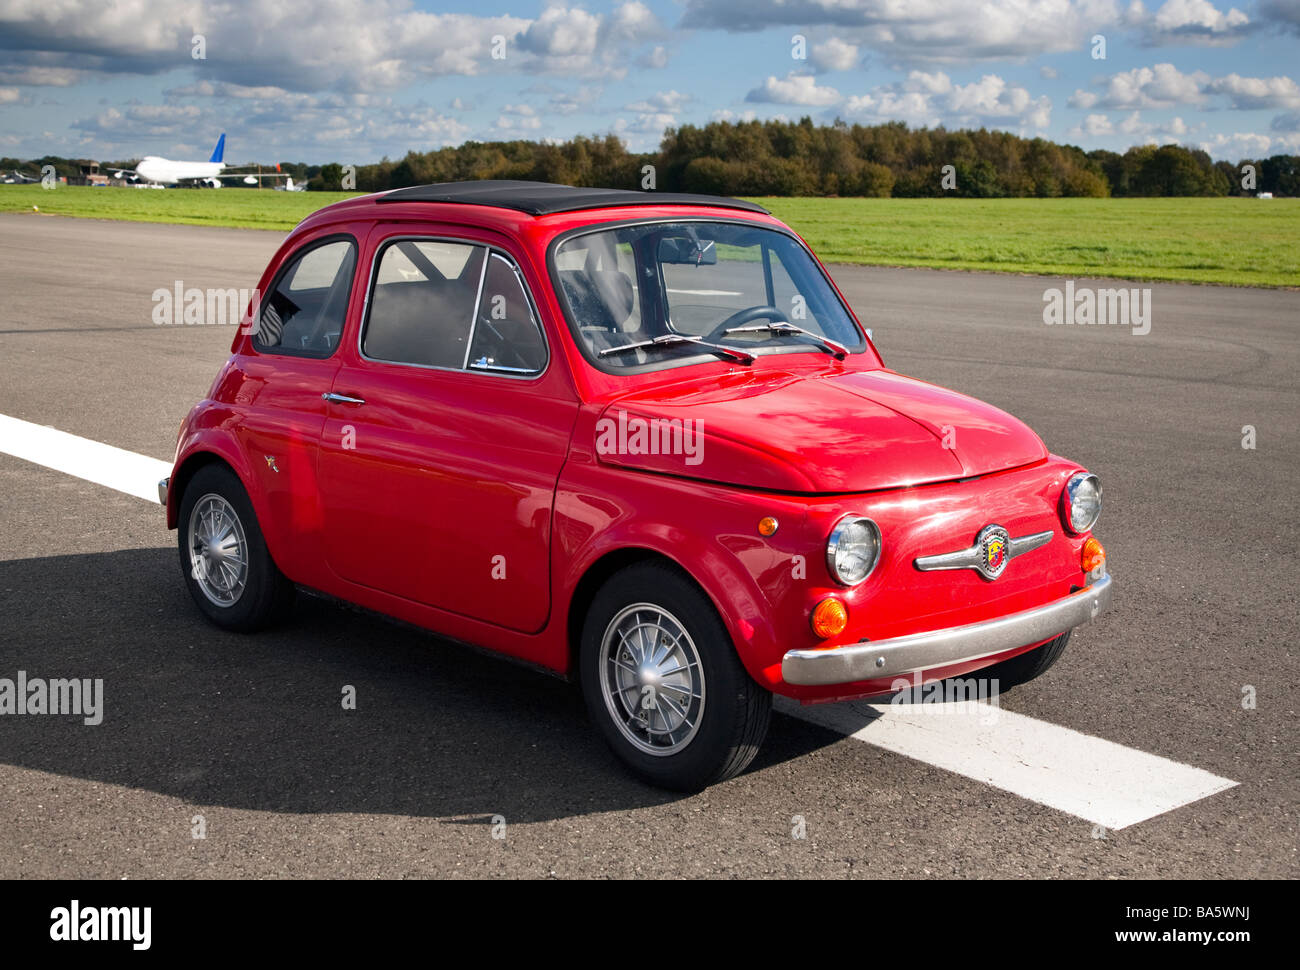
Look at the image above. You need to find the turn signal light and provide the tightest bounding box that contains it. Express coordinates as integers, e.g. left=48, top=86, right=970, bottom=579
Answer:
left=758, top=516, right=779, bottom=537
left=1081, top=536, right=1106, bottom=573
left=811, top=598, right=848, bottom=639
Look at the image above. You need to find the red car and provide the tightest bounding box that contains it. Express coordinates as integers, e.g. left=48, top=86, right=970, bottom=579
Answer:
left=161, top=181, right=1111, bottom=791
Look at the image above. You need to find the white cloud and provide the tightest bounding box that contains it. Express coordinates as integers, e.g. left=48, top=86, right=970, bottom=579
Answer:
left=810, top=37, right=859, bottom=72
left=746, top=73, right=841, bottom=106
left=1199, top=131, right=1282, bottom=158
left=1069, top=65, right=1300, bottom=114
left=1075, top=63, right=1209, bottom=108
left=1147, top=0, right=1249, bottom=38
left=845, top=71, right=1051, bottom=129
left=1071, top=112, right=1115, bottom=136
left=679, top=0, right=1255, bottom=60
left=0, top=1, right=666, bottom=91
left=639, top=45, right=670, bottom=68
left=493, top=114, right=543, bottom=131
left=1206, top=73, right=1300, bottom=110
left=681, top=0, right=1127, bottom=62
left=625, top=90, right=690, bottom=113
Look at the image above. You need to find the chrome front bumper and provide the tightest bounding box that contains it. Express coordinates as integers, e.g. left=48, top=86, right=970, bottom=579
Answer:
left=781, top=573, right=1113, bottom=686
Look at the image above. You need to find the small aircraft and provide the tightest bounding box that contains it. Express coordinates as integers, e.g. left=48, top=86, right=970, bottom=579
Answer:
left=110, top=134, right=290, bottom=188
left=274, top=176, right=306, bottom=192
left=6, top=170, right=40, bottom=184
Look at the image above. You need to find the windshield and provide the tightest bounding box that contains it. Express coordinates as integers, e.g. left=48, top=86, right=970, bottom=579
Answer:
left=552, top=220, right=866, bottom=373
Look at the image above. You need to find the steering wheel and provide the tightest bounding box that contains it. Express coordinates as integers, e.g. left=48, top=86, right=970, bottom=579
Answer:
left=701, top=305, right=791, bottom=344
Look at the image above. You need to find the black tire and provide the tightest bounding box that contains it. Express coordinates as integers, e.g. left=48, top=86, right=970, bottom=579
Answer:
left=177, top=464, right=294, bottom=632
left=982, top=631, right=1071, bottom=690
left=580, top=561, right=771, bottom=791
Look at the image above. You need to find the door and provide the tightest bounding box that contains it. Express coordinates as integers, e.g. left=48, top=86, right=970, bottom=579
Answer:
left=234, top=233, right=358, bottom=581
left=317, top=232, right=577, bottom=634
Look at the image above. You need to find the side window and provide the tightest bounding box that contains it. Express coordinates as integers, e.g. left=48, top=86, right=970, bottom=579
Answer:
left=467, top=252, right=547, bottom=374
left=363, top=240, right=486, bottom=368
left=255, top=238, right=356, bottom=357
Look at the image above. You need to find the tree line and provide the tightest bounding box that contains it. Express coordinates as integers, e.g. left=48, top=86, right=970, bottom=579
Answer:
left=7, top=118, right=1297, bottom=197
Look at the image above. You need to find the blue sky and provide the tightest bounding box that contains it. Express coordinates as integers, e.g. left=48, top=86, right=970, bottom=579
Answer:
left=2, top=0, right=1298, bottom=165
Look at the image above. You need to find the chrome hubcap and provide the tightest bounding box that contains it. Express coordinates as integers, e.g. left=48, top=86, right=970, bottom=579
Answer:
left=599, top=603, right=705, bottom=757
left=187, top=493, right=248, bottom=608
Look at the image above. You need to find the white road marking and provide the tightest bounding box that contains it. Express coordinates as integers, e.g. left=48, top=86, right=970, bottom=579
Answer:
left=0, top=413, right=171, bottom=504
left=776, top=696, right=1237, bottom=830
left=0, top=411, right=1240, bottom=828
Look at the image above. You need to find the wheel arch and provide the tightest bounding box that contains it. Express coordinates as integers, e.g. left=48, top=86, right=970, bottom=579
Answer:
left=564, top=546, right=738, bottom=681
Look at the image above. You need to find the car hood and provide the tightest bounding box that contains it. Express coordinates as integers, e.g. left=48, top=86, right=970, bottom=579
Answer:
left=593, top=367, right=1047, bottom=492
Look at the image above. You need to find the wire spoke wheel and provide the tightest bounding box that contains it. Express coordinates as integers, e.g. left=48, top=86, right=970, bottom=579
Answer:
left=187, top=493, right=249, bottom=608
left=598, top=602, right=706, bottom=757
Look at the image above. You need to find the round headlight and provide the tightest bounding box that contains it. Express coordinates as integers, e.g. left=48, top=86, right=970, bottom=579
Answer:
left=1063, top=472, right=1102, bottom=534
left=826, top=515, right=881, bottom=586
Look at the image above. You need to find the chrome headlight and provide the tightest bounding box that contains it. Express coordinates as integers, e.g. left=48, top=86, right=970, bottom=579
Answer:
left=826, top=515, right=881, bottom=586
left=1062, top=472, right=1102, bottom=534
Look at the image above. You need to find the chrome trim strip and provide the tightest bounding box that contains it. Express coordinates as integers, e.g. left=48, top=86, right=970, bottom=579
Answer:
left=461, top=247, right=492, bottom=370
left=781, top=573, right=1112, bottom=686
left=914, top=528, right=1053, bottom=575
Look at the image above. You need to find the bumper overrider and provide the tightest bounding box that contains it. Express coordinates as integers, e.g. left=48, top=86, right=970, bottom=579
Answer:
left=782, top=573, right=1113, bottom=686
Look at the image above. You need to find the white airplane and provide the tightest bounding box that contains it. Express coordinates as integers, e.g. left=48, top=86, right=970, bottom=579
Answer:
left=111, top=134, right=290, bottom=188
left=7, top=170, right=40, bottom=183
left=274, top=176, right=306, bottom=192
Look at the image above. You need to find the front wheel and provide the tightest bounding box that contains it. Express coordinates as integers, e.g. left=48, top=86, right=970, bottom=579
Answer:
left=580, top=562, right=771, bottom=791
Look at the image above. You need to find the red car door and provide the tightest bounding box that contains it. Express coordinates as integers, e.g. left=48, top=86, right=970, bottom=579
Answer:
left=232, top=231, right=360, bottom=583
left=316, top=226, right=578, bottom=634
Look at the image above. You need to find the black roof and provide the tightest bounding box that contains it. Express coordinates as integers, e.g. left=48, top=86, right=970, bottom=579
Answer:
left=375, top=180, right=769, bottom=216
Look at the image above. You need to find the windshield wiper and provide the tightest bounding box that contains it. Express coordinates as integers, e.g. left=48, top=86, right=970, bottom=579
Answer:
left=598, top=333, right=755, bottom=365
left=723, top=321, right=848, bottom=360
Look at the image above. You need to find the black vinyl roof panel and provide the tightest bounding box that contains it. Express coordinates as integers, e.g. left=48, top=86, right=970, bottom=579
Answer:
left=376, top=180, right=770, bottom=216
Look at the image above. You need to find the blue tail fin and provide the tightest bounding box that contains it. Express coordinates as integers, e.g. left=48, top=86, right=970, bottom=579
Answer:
left=209, top=133, right=226, bottom=164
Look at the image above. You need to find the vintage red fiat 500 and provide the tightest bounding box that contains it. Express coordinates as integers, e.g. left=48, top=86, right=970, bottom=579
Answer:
left=162, top=180, right=1110, bottom=790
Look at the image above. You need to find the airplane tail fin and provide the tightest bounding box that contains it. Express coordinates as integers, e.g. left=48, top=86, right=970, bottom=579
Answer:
left=285, top=177, right=295, bottom=191
left=209, top=133, right=226, bottom=164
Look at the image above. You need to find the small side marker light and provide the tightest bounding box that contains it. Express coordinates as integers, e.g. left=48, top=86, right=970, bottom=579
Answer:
left=1081, top=537, right=1106, bottom=573
left=811, top=598, right=848, bottom=639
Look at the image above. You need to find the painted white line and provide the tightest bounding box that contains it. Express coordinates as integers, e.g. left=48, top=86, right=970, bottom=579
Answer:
left=0, top=412, right=1240, bottom=828
left=776, top=696, right=1237, bottom=830
left=0, top=413, right=171, bottom=504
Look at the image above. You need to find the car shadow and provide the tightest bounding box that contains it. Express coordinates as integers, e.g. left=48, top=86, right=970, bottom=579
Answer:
left=0, top=548, right=845, bottom=823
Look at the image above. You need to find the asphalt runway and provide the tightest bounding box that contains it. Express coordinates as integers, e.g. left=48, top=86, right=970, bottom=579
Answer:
left=0, top=212, right=1295, bottom=878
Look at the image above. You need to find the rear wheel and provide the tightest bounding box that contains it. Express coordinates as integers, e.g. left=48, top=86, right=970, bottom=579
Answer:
left=983, top=631, right=1071, bottom=690
left=178, top=464, right=294, bottom=632
left=580, top=562, right=771, bottom=791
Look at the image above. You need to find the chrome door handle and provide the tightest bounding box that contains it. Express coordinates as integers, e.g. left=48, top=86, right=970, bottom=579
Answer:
left=322, top=392, right=366, bottom=405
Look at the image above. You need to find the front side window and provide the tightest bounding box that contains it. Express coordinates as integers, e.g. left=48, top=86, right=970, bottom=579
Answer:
left=255, top=237, right=357, bottom=357
left=363, top=240, right=486, bottom=368
left=362, top=239, right=546, bottom=376
left=553, top=221, right=865, bottom=373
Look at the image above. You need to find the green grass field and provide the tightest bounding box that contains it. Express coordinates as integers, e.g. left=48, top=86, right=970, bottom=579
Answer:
left=2, top=185, right=1296, bottom=286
